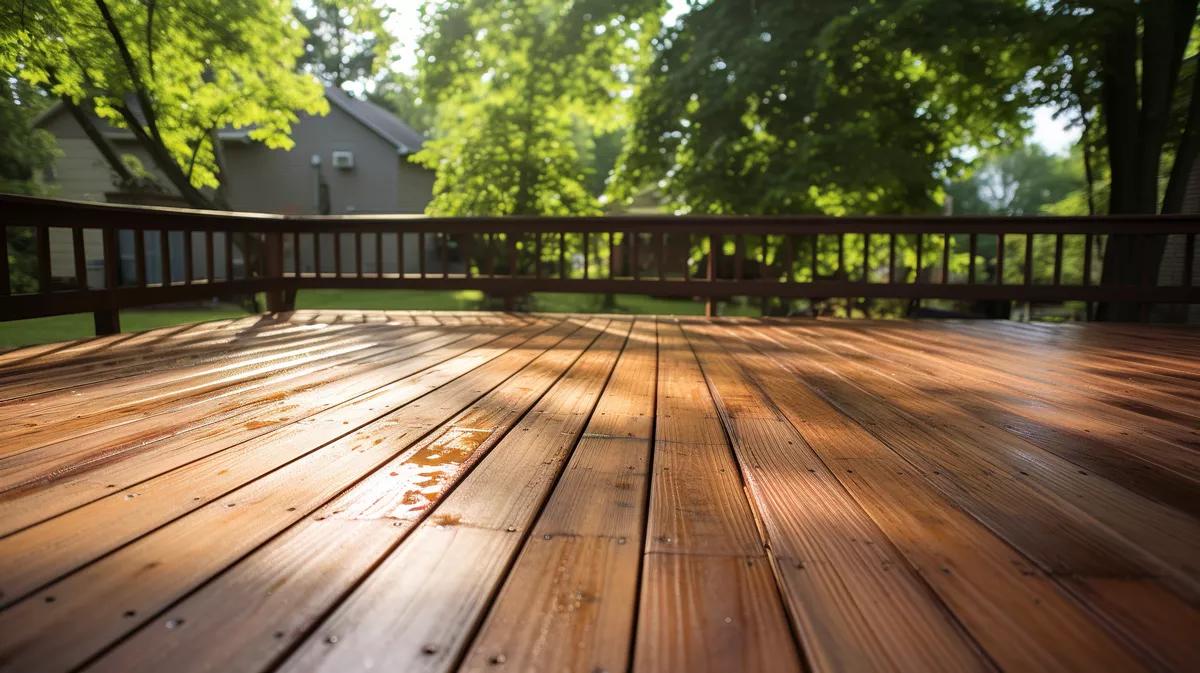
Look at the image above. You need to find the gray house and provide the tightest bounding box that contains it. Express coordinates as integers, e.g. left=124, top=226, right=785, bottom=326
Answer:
left=35, top=86, right=434, bottom=284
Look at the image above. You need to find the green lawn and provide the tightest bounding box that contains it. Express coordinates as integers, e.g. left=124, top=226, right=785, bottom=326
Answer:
left=0, top=289, right=735, bottom=349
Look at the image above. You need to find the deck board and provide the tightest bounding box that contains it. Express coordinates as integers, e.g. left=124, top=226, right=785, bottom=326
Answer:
left=0, top=312, right=1197, bottom=673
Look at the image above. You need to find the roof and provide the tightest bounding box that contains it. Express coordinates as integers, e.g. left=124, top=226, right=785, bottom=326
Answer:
left=325, top=86, right=425, bottom=155
left=34, top=86, right=426, bottom=154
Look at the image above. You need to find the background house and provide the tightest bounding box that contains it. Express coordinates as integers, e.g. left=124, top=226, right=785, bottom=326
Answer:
left=35, top=86, right=434, bottom=285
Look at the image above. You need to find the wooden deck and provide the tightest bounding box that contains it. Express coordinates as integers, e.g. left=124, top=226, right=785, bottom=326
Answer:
left=0, top=311, right=1197, bottom=673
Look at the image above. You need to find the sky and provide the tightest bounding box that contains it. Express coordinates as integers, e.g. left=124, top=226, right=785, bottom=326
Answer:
left=379, top=0, right=1080, bottom=155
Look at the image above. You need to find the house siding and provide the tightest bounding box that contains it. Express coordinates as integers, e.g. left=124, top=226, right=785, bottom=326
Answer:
left=1155, top=157, right=1200, bottom=323
left=36, top=98, right=435, bottom=280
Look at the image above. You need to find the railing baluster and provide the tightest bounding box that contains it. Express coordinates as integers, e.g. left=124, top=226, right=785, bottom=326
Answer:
left=862, top=233, right=870, bottom=283
left=1023, top=234, right=1033, bottom=286
left=0, top=225, right=9, bottom=295
left=583, top=232, right=589, bottom=280
left=1184, top=233, right=1195, bottom=288
left=914, top=234, right=923, bottom=283
left=785, top=235, right=795, bottom=283
left=135, top=229, right=147, bottom=287
left=683, top=234, right=690, bottom=280
left=968, top=233, right=977, bottom=285
left=72, top=227, right=88, bottom=290
left=312, top=233, right=321, bottom=279
left=609, top=232, right=616, bottom=279
left=160, top=229, right=171, bottom=285
left=561, top=232, right=568, bottom=280
left=102, top=226, right=119, bottom=290
left=534, top=232, right=541, bottom=280
left=632, top=231, right=640, bottom=281
left=36, top=225, right=51, bottom=292
left=837, top=233, right=845, bottom=280
left=183, top=230, right=194, bottom=284
left=292, top=233, right=301, bottom=278
left=375, top=233, right=383, bottom=278
left=1141, top=235, right=1153, bottom=286
left=734, top=234, right=744, bottom=281
left=206, top=231, right=215, bottom=283
left=1052, top=233, right=1063, bottom=286
left=334, top=231, right=343, bottom=278
left=941, top=233, right=950, bottom=285
left=706, top=233, right=718, bottom=316
left=397, top=231, right=405, bottom=277
left=1082, top=233, right=1093, bottom=286
left=996, top=233, right=1005, bottom=285
left=464, top=233, right=473, bottom=279
left=888, top=233, right=896, bottom=283
left=657, top=232, right=665, bottom=281
left=442, top=232, right=450, bottom=279
left=508, top=232, right=517, bottom=279
left=487, top=233, right=494, bottom=278
left=416, top=232, right=424, bottom=278
left=811, top=234, right=819, bottom=282
left=356, top=232, right=364, bottom=278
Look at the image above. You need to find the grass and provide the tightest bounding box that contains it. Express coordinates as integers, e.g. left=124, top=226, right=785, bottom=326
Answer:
left=0, top=289, right=734, bottom=349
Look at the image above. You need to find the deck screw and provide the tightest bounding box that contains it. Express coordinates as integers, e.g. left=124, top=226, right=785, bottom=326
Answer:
left=123, top=610, right=136, bottom=618
left=44, top=595, right=55, bottom=603
left=617, top=537, right=626, bottom=545
left=423, top=644, right=440, bottom=655
left=544, top=534, right=552, bottom=540
left=274, top=632, right=285, bottom=639
left=490, top=653, right=507, bottom=665
left=326, top=635, right=339, bottom=644
left=166, top=618, right=185, bottom=629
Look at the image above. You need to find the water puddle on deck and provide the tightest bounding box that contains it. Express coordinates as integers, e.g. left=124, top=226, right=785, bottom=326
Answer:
left=332, top=427, right=493, bottom=521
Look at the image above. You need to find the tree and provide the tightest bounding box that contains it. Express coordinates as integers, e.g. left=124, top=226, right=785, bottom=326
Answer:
left=2, top=0, right=329, bottom=209
left=615, top=0, right=1037, bottom=216
left=947, top=145, right=1085, bottom=216
left=294, top=0, right=394, bottom=89
left=412, top=0, right=663, bottom=218
left=0, top=76, right=59, bottom=196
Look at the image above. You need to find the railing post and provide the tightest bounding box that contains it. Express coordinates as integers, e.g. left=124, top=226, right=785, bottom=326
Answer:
left=264, top=231, right=292, bottom=313
left=93, top=225, right=121, bottom=335
left=706, top=233, right=718, bottom=317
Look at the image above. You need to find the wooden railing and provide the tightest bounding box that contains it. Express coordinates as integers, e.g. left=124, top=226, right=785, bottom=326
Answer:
left=2, top=194, right=1198, bottom=333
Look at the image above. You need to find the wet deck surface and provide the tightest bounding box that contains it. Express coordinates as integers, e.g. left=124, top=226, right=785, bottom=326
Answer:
left=0, top=310, right=1198, bottom=673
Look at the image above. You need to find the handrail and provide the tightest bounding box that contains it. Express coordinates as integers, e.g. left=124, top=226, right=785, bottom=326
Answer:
left=2, top=193, right=1197, bottom=333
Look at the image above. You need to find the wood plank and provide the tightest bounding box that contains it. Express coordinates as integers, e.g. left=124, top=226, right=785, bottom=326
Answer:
left=0, top=323, right=434, bottom=454
left=752, top=322, right=1200, bottom=670
left=703, top=321, right=1150, bottom=672
left=0, top=320, right=563, bottom=606
left=0, top=325, right=492, bottom=534
left=277, top=320, right=632, bottom=673
left=682, top=322, right=988, bottom=673
left=459, top=318, right=658, bottom=673
left=777, top=321, right=1200, bottom=518
left=0, top=321, right=354, bottom=401
left=0, top=323, right=400, bottom=427
left=633, top=320, right=801, bottom=673
left=84, top=319, right=615, bottom=673
left=0, top=319, right=583, bottom=673
left=844, top=321, right=1200, bottom=450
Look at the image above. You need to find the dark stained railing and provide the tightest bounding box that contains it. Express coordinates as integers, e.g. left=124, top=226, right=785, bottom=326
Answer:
left=2, top=194, right=1197, bottom=334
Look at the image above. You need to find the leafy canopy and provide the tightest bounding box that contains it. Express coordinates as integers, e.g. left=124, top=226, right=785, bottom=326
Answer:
left=616, top=0, right=1043, bottom=215
left=412, top=0, right=663, bottom=216
left=1, top=0, right=328, bottom=193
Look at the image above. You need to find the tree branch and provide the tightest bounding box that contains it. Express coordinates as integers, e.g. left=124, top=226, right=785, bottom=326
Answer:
left=93, top=0, right=164, bottom=146
left=1162, top=61, right=1200, bottom=214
